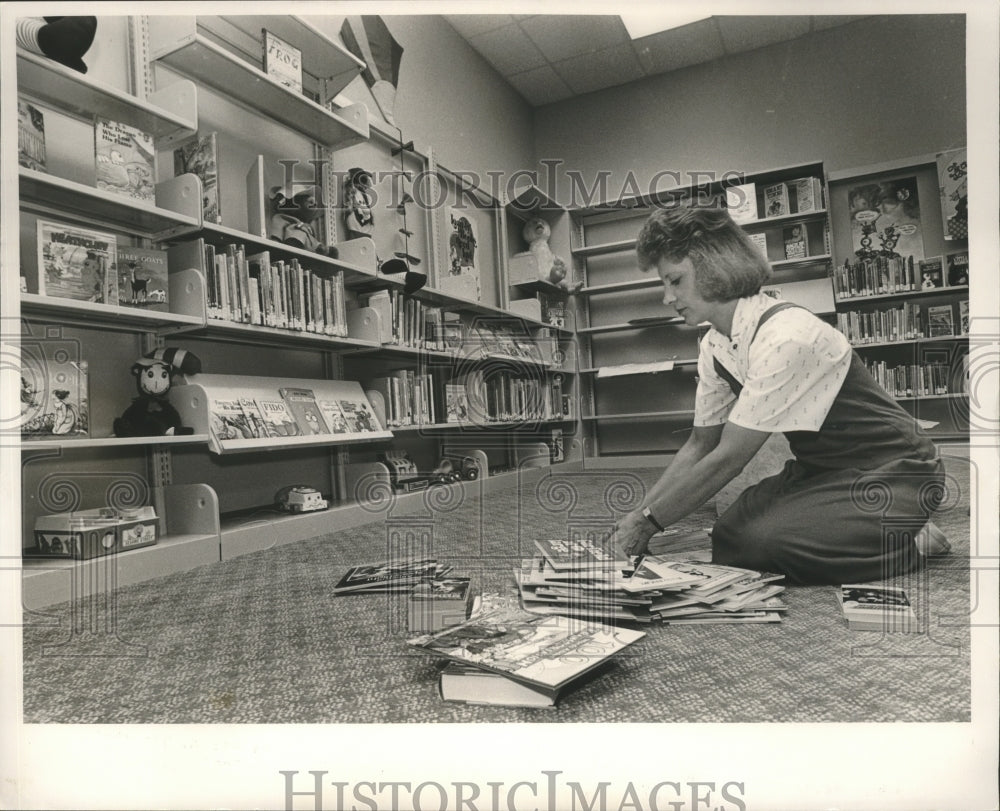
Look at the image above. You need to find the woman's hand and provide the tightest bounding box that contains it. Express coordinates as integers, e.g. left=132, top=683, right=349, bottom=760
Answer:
left=612, top=509, right=657, bottom=560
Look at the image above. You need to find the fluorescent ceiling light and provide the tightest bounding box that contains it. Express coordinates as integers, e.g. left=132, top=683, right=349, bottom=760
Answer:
left=620, top=13, right=711, bottom=39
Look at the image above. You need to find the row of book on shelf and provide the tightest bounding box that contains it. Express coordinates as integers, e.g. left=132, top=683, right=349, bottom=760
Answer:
left=209, top=386, right=380, bottom=442
left=202, top=242, right=347, bottom=336
left=368, top=369, right=570, bottom=428
left=831, top=252, right=969, bottom=300
left=837, top=299, right=969, bottom=344
left=726, top=176, right=824, bottom=223
left=863, top=360, right=967, bottom=399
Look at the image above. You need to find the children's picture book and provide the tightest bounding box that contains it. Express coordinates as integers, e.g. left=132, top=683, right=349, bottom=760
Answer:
left=237, top=397, right=269, bottom=439
left=762, top=182, right=790, bottom=218
left=37, top=220, right=117, bottom=304
left=959, top=300, right=969, bottom=335
left=946, top=252, right=969, bottom=286
left=278, top=387, right=329, bottom=436
left=316, top=399, right=350, bottom=434
left=338, top=398, right=378, bottom=433
left=174, top=132, right=222, bottom=223
left=408, top=600, right=645, bottom=696
left=926, top=304, right=955, bottom=337
left=262, top=28, right=302, bottom=92
left=838, top=584, right=917, bottom=631
left=621, top=556, right=707, bottom=593
left=445, top=383, right=469, bottom=423
left=256, top=397, right=302, bottom=437
left=534, top=537, right=628, bottom=572
left=782, top=224, right=808, bottom=260
left=918, top=257, right=944, bottom=289
left=209, top=397, right=253, bottom=441
left=936, top=147, right=968, bottom=240
left=333, top=559, right=451, bottom=594
left=20, top=350, right=89, bottom=439
left=18, top=98, right=46, bottom=171
left=789, top=177, right=823, bottom=213
left=848, top=176, right=924, bottom=261
left=116, top=246, right=169, bottom=311
left=94, top=117, right=155, bottom=202
left=725, top=182, right=757, bottom=223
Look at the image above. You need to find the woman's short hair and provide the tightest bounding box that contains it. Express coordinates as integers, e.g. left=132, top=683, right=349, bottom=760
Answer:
left=635, top=205, right=772, bottom=301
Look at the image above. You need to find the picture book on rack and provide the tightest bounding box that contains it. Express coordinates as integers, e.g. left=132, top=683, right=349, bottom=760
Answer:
left=256, top=397, right=301, bottom=437
left=20, top=351, right=89, bottom=439
left=262, top=28, right=302, bottom=92
left=337, top=398, right=378, bottom=432
left=18, top=98, right=46, bottom=171
left=116, top=247, right=169, bottom=311
left=174, top=132, right=222, bottom=223
left=279, top=388, right=329, bottom=436
left=37, top=220, right=117, bottom=304
left=316, top=399, right=350, bottom=433
left=94, top=117, right=155, bottom=202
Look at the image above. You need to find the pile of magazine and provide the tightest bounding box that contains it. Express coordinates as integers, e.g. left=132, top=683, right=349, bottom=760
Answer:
left=515, top=537, right=787, bottom=625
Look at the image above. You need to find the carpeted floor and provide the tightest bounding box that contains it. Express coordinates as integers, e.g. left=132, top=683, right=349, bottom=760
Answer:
left=21, top=453, right=971, bottom=724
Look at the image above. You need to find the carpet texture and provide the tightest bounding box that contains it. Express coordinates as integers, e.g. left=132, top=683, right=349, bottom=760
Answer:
left=22, top=454, right=971, bottom=724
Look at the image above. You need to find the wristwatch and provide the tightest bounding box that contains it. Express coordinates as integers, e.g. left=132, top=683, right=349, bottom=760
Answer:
left=641, top=506, right=665, bottom=533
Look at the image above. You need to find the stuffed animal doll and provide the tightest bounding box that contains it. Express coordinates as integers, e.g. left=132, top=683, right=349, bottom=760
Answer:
left=268, top=185, right=338, bottom=258
left=522, top=217, right=582, bottom=293
left=16, top=16, right=97, bottom=74
left=113, top=347, right=201, bottom=437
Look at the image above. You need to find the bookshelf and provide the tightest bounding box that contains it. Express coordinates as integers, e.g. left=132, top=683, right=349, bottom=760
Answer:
left=571, top=161, right=834, bottom=464
left=827, top=154, right=970, bottom=438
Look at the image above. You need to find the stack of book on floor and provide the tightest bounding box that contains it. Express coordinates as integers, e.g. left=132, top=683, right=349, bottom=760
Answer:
left=409, top=592, right=645, bottom=708
left=515, top=540, right=787, bottom=625
left=838, top=584, right=917, bottom=631
left=332, top=559, right=453, bottom=595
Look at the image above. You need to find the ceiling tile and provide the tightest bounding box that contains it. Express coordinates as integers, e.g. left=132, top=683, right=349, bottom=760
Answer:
left=469, top=24, right=548, bottom=75
left=633, top=18, right=726, bottom=74
left=520, top=15, right=630, bottom=63
left=506, top=64, right=575, bottom=106
left=811, top=15, right=869, bottom=31
left=716, top=16, right=811, bottom=55
left=555, top=43, right=645, bottom=95
left=444, top=14, right=516, bottom=39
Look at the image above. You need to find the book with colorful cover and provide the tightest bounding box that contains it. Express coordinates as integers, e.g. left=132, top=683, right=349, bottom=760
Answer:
left=959, top=300, right=969, bottom=335
left=37, top=220, right=117, bottom=304
left=408, top=600, right=645, bottom=696
left=94, top=117, right=155, bottom=202
left=926, top=304, right=954, bottom=337
left=534, top=537, right=629, bottom=572
left=946, top=252, right=969, bottom=286
left=116, top=246, right=169, bottom=311
left=338, top=398, right=379, bottom=433
left=317, top=399, right=350, bottom=434
left=20, top=352, right=89, bottom=439
left=789, top=177, right=823, bottom=213
left=445, top=383, right=469, bottom=423
left=782, top=224, right=808, bottom=260
left=256, top=397, right=301, bottom=437
left=174, top=132, right=222, bottom=223
left=333, top=559, right=451, bottom=594
left=18, top=98, right=46, bottom=171
left=762, top=182, right=790, bottom=218
left=278, top=387, right=329, bottom=436
left=208, top=397, right=251, bottom=441
left=237, top=397, right=269, bottom=439
left=918, top=257, right=944, bottom=289
left=725, top=182, right=757, bottom=223
left=262, top=28, right=302, bottom=92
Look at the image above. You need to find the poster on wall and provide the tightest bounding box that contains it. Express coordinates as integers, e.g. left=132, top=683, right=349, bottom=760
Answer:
left=847, top=176, right=924, bottom=261
left=440, top=207, right=481, bottom=301
left=936, top=147, right=968, bottom=240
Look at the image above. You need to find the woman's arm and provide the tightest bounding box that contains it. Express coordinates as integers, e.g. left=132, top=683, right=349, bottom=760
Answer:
left=613, top=421, right=771, bottom=557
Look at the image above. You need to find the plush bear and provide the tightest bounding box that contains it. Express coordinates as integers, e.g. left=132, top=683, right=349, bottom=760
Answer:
left=268, top=185, right=338, bottom=258
left=113, top=347, right=201, bottom=437
left=522, top=217, right=582, bottom=293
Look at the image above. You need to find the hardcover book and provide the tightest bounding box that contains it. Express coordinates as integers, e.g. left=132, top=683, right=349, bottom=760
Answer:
left=725, top=182, right=757, bottom=223
left=338, top=398, right=379, bottom=433
left=18, top=98, right=46, bottom=171
left=762, top=182, right=790, bottom=218
left=209, top=397, right=251, bottom=441
left=94, top=117, right=155, bottom=202
left=333, top=559, right=451, bottom=595
left=438, top=662, right=559, bottom=707
left=747, top=232, right=768, bottom=257
left=117, top=246, right=169, bottom=311
left=789, top=177, right=823, bottom=213
left=262, top=28, right=302, bottom=92
left=408, top=600, right=645, bottom=696
left=838, top=584, right=917, bottom=631
left=445, top=383, right=469, bottom=423
left=919, top=257, right=944, bottom=289
left=408, top=577, right=475, bottom=633
left=237, top=397, right=269, bottom=439
left=278, top=387, right=329, bottom=436
left=534, top=537, right=628, bottom=572
left=37, top=220, right=117, bottom=304
left=317, top=399, right=350, bottom=434
left=174, top=132, right=222, bottom=223
left=946, top=252, right=969, bottom=286
left=256, top=397, right=302, bottom=437
left=926, top=304, right=954, bottom=337
left=782, top=224, right=808, bottom=260
left=20, top=353, right=89, bottom=439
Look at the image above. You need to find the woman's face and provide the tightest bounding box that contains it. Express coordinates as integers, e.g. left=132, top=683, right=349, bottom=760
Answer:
left=655, top=257, right=718, bottom=326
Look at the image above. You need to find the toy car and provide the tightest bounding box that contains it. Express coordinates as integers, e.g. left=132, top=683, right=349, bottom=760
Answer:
left=275, top=485, right=329, bottom=513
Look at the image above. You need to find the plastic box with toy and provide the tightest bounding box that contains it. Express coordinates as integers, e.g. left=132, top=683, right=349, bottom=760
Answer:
left=29, top=506, right=158, bottom=559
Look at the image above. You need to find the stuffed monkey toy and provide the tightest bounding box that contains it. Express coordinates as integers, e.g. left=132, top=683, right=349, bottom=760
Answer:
left=113, top=347, right=201, bottom=437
